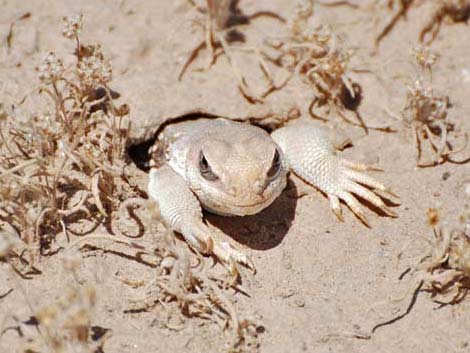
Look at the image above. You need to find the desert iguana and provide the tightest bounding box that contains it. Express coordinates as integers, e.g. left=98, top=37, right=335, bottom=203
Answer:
left=148, top=118, right=397, bottom=273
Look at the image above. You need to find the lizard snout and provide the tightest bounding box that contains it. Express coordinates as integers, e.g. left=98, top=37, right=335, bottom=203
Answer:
left=227, top=171, right=267, bottom=198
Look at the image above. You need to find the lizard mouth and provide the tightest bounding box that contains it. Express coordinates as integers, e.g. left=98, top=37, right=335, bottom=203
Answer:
left=201, top=188, right=282, bottom=216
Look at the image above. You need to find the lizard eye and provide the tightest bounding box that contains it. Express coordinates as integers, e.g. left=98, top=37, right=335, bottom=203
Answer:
left=267, top=149, right=282, bottom=179
left=199, top=151, right=218, bottom=181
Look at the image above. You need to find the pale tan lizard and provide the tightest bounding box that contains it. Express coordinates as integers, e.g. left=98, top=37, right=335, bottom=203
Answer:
left=147, top=118, right=397, bottom=274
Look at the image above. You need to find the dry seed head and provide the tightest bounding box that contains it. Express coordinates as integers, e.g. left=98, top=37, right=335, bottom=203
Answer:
left=37, top=52, right=65, bottom=83
left=289, top=0, right=314, bottom=37
left=447, top=228, right=470, bottom=276
left=412, top=45, right=437, bottom=71
left=407, top=78, right=430, bottom=102
left=427, top=208, right=440, bottom=227
left=406, top=78, right=449, bottom=124
left=327, top=50, right=350, bottom=74
left=62, top=14, right=83, bottom=39
left=78, top=44, right=112, bottom=85
left=302, top=25, right=331, bottom=44
left=294, top=0, right=314, bottom=21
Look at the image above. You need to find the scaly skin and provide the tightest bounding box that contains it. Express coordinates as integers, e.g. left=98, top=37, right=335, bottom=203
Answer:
left=148, top=118, right=398, bottom=274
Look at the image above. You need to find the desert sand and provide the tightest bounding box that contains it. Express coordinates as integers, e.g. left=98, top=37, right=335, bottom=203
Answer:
left=1, top=1, right=470, bottom=353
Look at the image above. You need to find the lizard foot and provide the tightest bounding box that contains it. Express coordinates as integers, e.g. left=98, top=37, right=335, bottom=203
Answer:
left=213, top=240, right=256, bottom=279
left=328, top=158, right=399, bottom=227
left=148, top=166, right=255, bottom=280
left=182, top=222, right=255, bottom=278
left=271, top=122, right=399, bottom=227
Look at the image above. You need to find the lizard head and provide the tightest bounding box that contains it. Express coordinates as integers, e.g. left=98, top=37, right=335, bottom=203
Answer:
left=185, top=124, right=288, bottom=216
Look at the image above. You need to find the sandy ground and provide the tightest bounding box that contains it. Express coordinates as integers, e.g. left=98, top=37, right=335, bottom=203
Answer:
left=1, top=0, right=470, bottom=352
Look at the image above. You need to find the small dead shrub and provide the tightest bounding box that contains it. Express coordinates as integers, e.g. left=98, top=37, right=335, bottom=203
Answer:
left=419, top=0, right=470, bottom=44
left=179, top=0, right=286, bottom=103
left=24, top=285, right=108, bottom=353
left=394, top=46, right=468, bottom=167
left=372, top=209, right=470, bottom=333
left=375, top=0, right=470, bottom=47
left=263, top=0, right=373, bottom=131
left=123, top=229, right=263, bottom=353
left=0, top=13, right=263, bottom=353
left=0, top=15, right=140, bottom=274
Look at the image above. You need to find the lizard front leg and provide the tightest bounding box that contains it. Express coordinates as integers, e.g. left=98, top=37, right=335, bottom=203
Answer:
left=148, top=165, right=254, bottom=275
left=271, top=122, right=398, bottom=226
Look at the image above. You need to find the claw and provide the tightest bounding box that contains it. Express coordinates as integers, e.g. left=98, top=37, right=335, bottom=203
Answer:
left=338, top=190, right=371, bottom=227
left=365, top=189, right=397, bottom=216
left=354, top=209, right=371, bottom=228
left=213, top=241, right=256, bottom=275
left=227, top=259, right=239, bottom=283
left=375, top=197, right=399, bottom=218
left=382, top=187, right=400, bottom=200
left=182, top=222, right=214, bottom=254
left=239, top=255, right=256, bottom=274
left=329, top=195, right=344, bottom=222
left=200, top=236, right=214, bottom=254
left=382, top=205, right=398, bottom=218
left=332, top=207, right=344, bottom=222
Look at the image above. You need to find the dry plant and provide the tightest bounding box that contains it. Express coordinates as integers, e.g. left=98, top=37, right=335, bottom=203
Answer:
left=372, top=208, right=470, bottom=333
left=22, top=285, right=108, bottom=353
left=178, top=0, right=286, bottom=103
left=413, top=209, right=470, bottom=304
left=118, top=229, right=263, bottom=353
left=1, top=248, right=109, bottom=353
left=0, top=15, right=142, bottom=275
left=25, top=282, right=108, bottom=353
left=1, top=15, right=262, bottom=352
left=375, top=0, right=417, bottom=48
left=395, top=46, right=468, bottom=167
left=263, top=0, right=374, bottom=131
left=419, top=0, right=470, bottom=43
left=375, top=0, right=470, bottom=47
left=65, top=208, right=263, bottom=352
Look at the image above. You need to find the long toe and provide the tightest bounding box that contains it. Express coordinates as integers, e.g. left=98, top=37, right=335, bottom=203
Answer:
left=213, top=241, right=255, bottom=274
left=338, top=190, right=370, bottom=227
